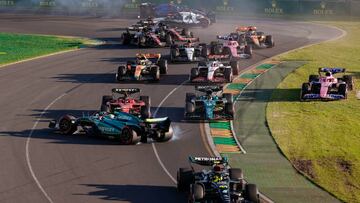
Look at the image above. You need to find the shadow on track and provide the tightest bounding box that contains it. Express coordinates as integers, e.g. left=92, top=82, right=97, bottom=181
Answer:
left=52, top=73, right=189, bottom=85
left=238, top=88, right=300, bottom=102
left=75, top=184, right=186, bottom=203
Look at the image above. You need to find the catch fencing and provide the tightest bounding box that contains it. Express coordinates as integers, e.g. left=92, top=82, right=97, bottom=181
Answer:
left=0, top=0, right=360, bottom=17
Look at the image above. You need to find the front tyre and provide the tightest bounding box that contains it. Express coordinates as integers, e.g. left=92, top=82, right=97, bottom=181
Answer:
left=58, top=115, right=77, bottom=135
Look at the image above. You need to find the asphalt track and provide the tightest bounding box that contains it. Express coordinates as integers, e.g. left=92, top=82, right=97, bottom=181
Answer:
left=0, top=14, right=343, bottom=203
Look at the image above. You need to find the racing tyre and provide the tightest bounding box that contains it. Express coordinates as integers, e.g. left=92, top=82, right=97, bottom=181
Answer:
left=151, top=66, right=160, bottom=82
left=190, top=68, right=199, bottom=81
left=265, top=35, right=274, bottom=48
left=223, top=93, right=233, bottom=103
left=58, top=115, right=77, bottom=135
left=210, top=41, right=222, bottom=55
left=224, top=68, right=233, bottom=83
left=244, top=45, right=253, bottom=57
left=229, top=168, right=245, bottom=192
left=155, top=125, right=173, bottom=142
left=138, top=36, right=146, bottom=48
left=338, top=84, right=347, bottom=99
left=311, top=83, right=321, bottom=94
left=199, top=43, right=208, bottom=58
left=101, top=95, right=113, bottom=105
left=222, top=47, right=232, bottom=56
left=165, top=34, right=173, bottom=46
left=117, top=65, right=127, bottom=81
left=158, top=59, right=168, bottom=74
left=225, top=102, right=234, bottom=119
left=119, top=127, right=139, bottom=145
left=121, top=33, right=130, bottom=45
left=309, top=75, right=319, bottom=82
left=192, top=183, right=205, bottom=201
left=177, top=168, right=194, bottom=192
left=245, top=184, right=260, bottom=203
left=230, top=60, right=240, bottom=75
left=140, top=96, right=151, bottom=119
left=343, top=75, right=354, bottom=90
left=301, top=83, right=310, bottom=101
left=186, top=102, right=195, bottom=114
left=100, top=104, right=111, bottom=113
left=170, top=46, right=179, bottom=62
left=199, top=18, right=210, bottom=28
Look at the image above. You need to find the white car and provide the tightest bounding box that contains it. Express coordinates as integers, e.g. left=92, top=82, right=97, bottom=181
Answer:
left=189, top=60, right=239, bottom=83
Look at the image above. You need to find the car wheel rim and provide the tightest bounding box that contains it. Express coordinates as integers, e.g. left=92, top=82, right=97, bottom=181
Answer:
left=120, top=128, right=132, bottom=144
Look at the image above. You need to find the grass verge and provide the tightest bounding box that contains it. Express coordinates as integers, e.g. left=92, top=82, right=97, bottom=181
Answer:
left=0, top=32, right=100, bottom=66
left=267, top=22, right=360, bottom=202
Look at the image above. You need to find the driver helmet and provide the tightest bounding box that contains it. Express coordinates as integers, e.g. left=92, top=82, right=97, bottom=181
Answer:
left=325, top=71, right=332, bottom=77
left=109, top=114, right=115, bottom=119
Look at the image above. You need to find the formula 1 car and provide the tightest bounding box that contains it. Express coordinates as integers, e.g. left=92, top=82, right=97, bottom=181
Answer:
left=127, top=19, right=199, bottom=43
left=207, top=40, right=253, bottom=61
left=189, top=60, right=240, bottom=83
left=184, top=85, right=234, bottom=120
left=177, top=157, right=260, bottom=203
left=121, top=27, right=172, bottom=48
left=140, top=2, right=216, bottom=26
left=116, top=53, right=168, bottom=82
left=300, top=68, right=354, bottom=101
left=218, top=26, right=274, bottom=49
left=100, top=88, right=151, bottom=119
left=49, top=111, right=173, bottom=144
left=170, top=42, right=207, bottom=63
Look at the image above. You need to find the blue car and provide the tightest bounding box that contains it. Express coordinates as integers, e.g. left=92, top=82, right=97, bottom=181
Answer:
left=184, top=85, right=234, bottom=120
left=49, top=111, right=173, bottom=144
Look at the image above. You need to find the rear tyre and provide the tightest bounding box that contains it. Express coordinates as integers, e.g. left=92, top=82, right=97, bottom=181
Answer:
left=192, top=183, right=205, bottom=201
left=224, top=68, right=233, bottom=83
left=58, top=115, right=77, bottom=135
left=265, top=35, right=274, bottom=48
left=225, top=102, right=234, bottom=119
left=199, top=43, right=208, bottom=58
left=121, top=33, right=130, bottom=45
left=119, top=127, right=139, bottom=145
left=343, top=75, right=354, bottom=91
left=150, top=66, right=160, bottom=81
left=311, top=83, right=321, bottom=94
left=244, top=45, right=253, bottom=57
left=245, top=184, right=259, bottom=203
left=100, top=104, right=111, bottom=113
left=166, top=34, right=173, bottom=46
left=140, top=96, right=151, bottom=118
left=230, top=60, right=240, bottom=75
left=158, top=59, right=168, bottom=74
left=177, top=168, right=194, bottom=192
left=229, top=168, right=245, bottom=192
left=190, top=68, right=199, bottom=81
left=154, top=125, right=173, bottom=142
left=338, top=84, right=347, bottom=99
left=301, top=83, right=310, bottom=101
left=223, top=93, right=233, bottom=103
left=308, top=75, right=319, bottom=82
left=222, top=46, right=232, bottom=56
left=117, top=65, right=127, bottom=81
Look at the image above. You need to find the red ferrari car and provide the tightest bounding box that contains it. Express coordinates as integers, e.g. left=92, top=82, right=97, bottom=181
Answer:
left=100, top=88, right=151, bottom=118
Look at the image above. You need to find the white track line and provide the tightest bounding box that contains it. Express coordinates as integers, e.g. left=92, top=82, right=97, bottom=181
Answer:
left=152, top=80, right=188, bottom=185
left=26, top=93, right=67, bottom=203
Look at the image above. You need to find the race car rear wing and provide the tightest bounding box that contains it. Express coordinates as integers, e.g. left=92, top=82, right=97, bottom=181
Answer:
left=112, top=88, right=140, bottom=94
left=189, top=157, right=228, bottom=166
left=195, top=85, right=223, bottom=93
left=236, top=26, right=257, bottom=32
left=136, top=53, right=161, bottom=59
left=318, top=67, right=346, bottom=74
